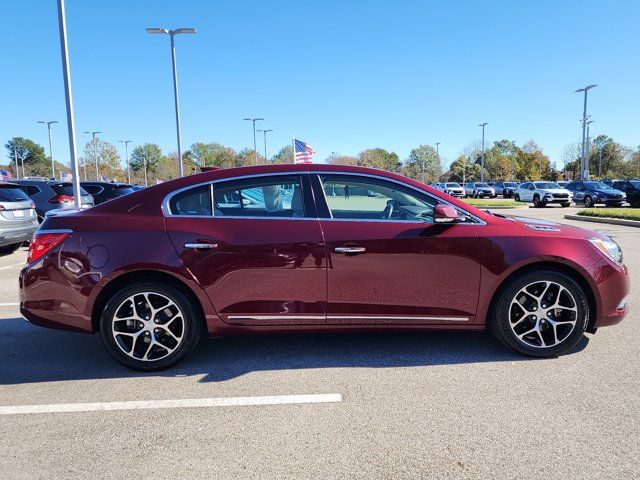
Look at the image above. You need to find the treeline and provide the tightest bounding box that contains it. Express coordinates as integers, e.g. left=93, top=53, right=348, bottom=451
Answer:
left=4, top=135, right=640, bottom=185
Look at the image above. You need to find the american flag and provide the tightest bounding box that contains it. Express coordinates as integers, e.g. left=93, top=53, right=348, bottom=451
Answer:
left=61, top=172, right=73, bottom=181
left=294, top=139, right=315, bottom=164
left=0, top=170, right=12, bottom=181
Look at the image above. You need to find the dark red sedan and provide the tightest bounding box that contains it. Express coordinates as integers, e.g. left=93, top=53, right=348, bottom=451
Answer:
left=19, top=164, right=629, bottom=369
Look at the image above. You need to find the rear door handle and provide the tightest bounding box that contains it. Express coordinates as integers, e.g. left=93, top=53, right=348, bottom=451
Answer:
left=334, top=246, right=366, bottom=254
left=184, top=242, right=218, bottom=250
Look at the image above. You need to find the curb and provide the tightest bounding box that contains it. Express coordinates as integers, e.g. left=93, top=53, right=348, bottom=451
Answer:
left=564, top=214, right=640, bottom=228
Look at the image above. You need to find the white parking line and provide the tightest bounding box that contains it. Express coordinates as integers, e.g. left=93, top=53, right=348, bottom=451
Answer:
left=0, top=263, right=24, bottom=270
left=0, top=393, right=343, bottom=415
left=0, top=302, right=19, bottom=307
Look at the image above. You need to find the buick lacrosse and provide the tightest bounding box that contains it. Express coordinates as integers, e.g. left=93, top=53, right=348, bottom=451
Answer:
left=19, top=164, right=629, bottom=369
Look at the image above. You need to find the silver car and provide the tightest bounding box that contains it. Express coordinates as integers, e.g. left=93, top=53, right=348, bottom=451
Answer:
left=0, top=182, right=38, bottom=254
left=435, top=182, right=464, bottom=198
left=463, top=182, right=496, bottom=198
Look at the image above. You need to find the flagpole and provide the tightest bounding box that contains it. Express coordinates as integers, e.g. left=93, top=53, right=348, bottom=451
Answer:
left=291, top=135, right=295, bottom=164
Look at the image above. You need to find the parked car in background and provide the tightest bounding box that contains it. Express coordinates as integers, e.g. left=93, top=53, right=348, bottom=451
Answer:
left=20, top=164, right=629, bottom=369
left=13, top=179, right=94, bottom=222
left=435, top=182, right=464, bottom=198
left=493, top=181, right=519, bottom=198
left=463, top=182, right=496, bottom=198
left=0, top=182, right=38, bottom=254
left=80, top=182, right=135, bottom=205
left=612, top=180, right=640, bottom=207
left=565, top=181, right=626, bottom=208
left=557, top=181, right=569, bottom=188
left=515, top=181, right=573, bottom=207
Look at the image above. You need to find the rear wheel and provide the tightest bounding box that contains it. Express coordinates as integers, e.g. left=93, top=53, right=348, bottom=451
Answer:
left=100, top=281, right=202, bottom=370
left=584, top=196, right=594, bottom=208
left=490, top=270, right=589, bottom=357
left=514, top=194, right=521, bottom=202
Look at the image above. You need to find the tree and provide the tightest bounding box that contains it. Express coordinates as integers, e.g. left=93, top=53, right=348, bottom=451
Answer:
left=130, top=143, right=164, bottom=183
left=448, top=155, right=482, bottom=183
left=517, top=140, right=552, bottom=181
left=402, top=145, right=441, bottom=183
left=485, top=140, right=518, bottom=181
left=80, top=139, right=125, bottom=181
left=237, top=147, right=264, bottom=166
left=191, top=142, right=240, bottom=168
left=271, top=145, right=294, bottom=164
left=5, top=137, right=48, bottom=177
left=357, top=148, right=400, bottom=171
left=327, top=153, right=358, bottom=165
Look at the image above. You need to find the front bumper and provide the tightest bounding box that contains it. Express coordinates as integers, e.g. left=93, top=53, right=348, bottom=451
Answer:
left=593, top=260, right=630, bottom=328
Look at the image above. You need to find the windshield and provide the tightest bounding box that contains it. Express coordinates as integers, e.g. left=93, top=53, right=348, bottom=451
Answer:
left=446, top=183, right=461, bottom=187
left=475, top=183, right=489, bottom=187
left=631, top=180, right=640, bottom=188
left=534, top=182, right=561, bottom=189
left=584, top=181, right=612, bottom=190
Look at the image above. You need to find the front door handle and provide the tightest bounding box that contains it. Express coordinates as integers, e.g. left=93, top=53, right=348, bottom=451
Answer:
left=334, top=246, right=366, bottom=254
left=184, top=242, right=219, bottom=250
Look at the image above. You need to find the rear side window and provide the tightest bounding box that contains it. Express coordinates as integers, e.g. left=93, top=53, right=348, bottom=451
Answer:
left=169, top=185, right=212, bottom=216
left=213, top=175, right=305, bottom=218
left=111, top=185, right=134, bottom=196
left=0, top=186, right=29, bottom=202
left=19, top=185, right=41, bottom=196
left=51, top=183, right=89, bottom=196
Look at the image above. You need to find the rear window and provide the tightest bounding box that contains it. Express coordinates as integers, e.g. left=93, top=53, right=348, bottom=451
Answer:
left=111, top=185, right=134, bottom=196
left=0, top=185, right=30, bottom=202
left=51, top=183, right=89, bottom=196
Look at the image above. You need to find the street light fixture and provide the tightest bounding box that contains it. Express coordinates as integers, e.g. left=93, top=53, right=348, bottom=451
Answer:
left=257, top=129, right=274, bottom=163
left=37, top=120, right=59, bottom=178
left=118, top=140, right=133, bottom=184
left=479, top=123, right=488, bottom=182
left=146, top=26, right=197, bottom=178
left=575, top=84, right=597, bottom=179
left=84, top=131, right=102, bottom=180
left=243, top=118, right=264, bottom=165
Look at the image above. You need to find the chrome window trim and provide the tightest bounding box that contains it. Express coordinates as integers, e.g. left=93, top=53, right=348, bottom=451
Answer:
left=161, top=170, right=485, bottom=225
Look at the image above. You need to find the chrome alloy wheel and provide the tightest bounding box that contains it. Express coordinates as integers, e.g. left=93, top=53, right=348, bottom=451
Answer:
left=509, top=280, right=578, bottom=349
left=111, top=292, right=185, bottom=362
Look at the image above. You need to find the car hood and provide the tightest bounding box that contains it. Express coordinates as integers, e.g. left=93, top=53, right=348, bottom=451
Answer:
left=500, top=215, right=606, bottom=240
left=538, top=188, right=572, bottom=194
left=594, top=189, right=624, bottom=195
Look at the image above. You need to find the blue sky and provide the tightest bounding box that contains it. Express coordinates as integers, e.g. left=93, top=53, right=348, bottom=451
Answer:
left=3, top=0, right=639, bottom=169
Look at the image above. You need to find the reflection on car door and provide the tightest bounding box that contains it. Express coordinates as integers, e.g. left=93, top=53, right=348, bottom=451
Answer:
left=165, top=174, right=328, bottom=326
left=312, top=173, right=481, bottom=325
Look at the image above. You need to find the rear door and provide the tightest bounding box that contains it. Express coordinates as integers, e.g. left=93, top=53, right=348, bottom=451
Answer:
left=165, top=173, right=328, bottom=325
left=312, top=173, right=481, bottom=325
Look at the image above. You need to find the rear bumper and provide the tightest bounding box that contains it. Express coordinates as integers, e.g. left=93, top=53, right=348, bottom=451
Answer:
left=0, top=225, right=37, bottom=247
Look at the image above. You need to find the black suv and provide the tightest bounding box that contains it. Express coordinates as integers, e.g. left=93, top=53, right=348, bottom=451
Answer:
left=13, top=179, right=94, bottom=222
left=80, top=182, right=135, bottom=205
left=612, top=180, right=640, bottom=207
left=565, top=180, right=626, bottom=208
left=493, top=181, right=519, bottom=198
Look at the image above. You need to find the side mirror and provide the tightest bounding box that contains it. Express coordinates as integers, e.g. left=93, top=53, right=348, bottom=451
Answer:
left=434, top=204, right=465, bottom=223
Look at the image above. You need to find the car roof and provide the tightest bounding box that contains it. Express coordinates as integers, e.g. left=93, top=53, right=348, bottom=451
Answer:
left=80, top=181, right=130, bottom=186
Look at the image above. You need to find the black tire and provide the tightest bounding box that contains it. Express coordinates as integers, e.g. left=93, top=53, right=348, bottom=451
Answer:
left=533, top=195, right=546, bottom=208
left=100, top=281, right=203, bottom=370
left=489, top=269, right=589, bottom=357
left=630, top=198, right=640, bottom=208
left=0, top=243, right=21, bottom=255
left=561, top=202, right=570, bottom=208
left=584, top=196, right=594, bottom=208
left=514, top=194, right=521, bottom=202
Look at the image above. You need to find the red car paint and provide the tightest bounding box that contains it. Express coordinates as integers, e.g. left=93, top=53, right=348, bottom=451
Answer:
left=19, top=164, right=628, bottom=337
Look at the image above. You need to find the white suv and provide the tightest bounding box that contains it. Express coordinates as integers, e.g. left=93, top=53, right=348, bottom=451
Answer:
left=514, top=181, right=573, bottom=208
left=435, top=182, right=464, bottom=198
left=463, top=182, right=496, bottom=198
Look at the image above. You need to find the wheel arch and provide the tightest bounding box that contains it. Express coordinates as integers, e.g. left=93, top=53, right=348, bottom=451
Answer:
left=484, top=261, right=598, bottom=333
left=90, top=270, right=209, bottom=333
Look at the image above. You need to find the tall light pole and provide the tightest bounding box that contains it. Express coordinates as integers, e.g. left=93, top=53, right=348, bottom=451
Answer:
left=575, top=84, right=597, bottom=180
left=84, top=131, right=102, bottom=180
left=146, top=27, right=197, bottom=178
left=257, top=129, right=274, bottom=164
left=586, top=120, right=594, bottom=178
left=57, top=0, right=82, bottom=207
left=37, top=120, right=59, bottom=178
left=243, top=118, right=264, bottom=165
left=12, top=146, right=20, bottom=179
left=479, top=123, right=488, bottom=182
left=119, top=140, right=133, bottom=184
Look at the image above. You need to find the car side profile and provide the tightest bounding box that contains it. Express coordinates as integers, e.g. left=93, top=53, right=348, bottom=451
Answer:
left=463, top=182, right=496, bottom=198
left=20, top=164, right=628, bottom=370
left=515, top=181, right=573, bottom=207
left=565, top=181, right=626, bottom=208
left=493, top=181, right=519, bottom=198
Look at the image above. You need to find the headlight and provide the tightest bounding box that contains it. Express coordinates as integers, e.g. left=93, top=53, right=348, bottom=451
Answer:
left=588, top=237, right=623, bottom=264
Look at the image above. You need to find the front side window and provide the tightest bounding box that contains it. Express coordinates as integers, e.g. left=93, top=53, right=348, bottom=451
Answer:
left=213, top=175, right=305, bottom=218
left=320, top=174, right=441, bottom=222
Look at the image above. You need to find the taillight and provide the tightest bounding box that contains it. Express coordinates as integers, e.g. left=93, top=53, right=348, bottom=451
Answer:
left=27, top=232, right=71, bottom=264
left=30, top=201, right=35, bottom=209
left=48, top=195, right=74, bottom=204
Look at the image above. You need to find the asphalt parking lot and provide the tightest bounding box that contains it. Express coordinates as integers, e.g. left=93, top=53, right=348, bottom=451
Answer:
left=1, top=205, right=638, bottom=479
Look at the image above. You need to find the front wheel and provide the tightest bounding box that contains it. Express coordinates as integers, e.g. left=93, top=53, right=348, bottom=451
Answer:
left=584, top=196, right=594, bottom=208
left=100, top=281, right=203, bottom=370
left=561, top=202, right=570, bottom=208
left=0, top=243, right=21, bottom=255
left=514, top=194, right=521, bottom=202
left=533, top=195, right=546, bottom=208
left=489, top=270, right=589, bottom=357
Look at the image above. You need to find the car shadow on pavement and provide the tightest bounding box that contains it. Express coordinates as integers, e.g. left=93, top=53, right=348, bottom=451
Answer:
left=0, top=317, right=589, bottom=385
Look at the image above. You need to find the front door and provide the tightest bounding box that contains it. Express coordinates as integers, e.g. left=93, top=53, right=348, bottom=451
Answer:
left=313, top=173, right=481, bottom=325
left=165, top=174, right=327, bottom=325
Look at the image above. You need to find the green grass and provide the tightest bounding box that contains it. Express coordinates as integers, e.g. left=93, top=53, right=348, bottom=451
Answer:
left=576, top=208, right=640, bottom=221
left=462, top=198, right=521, bottom=207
